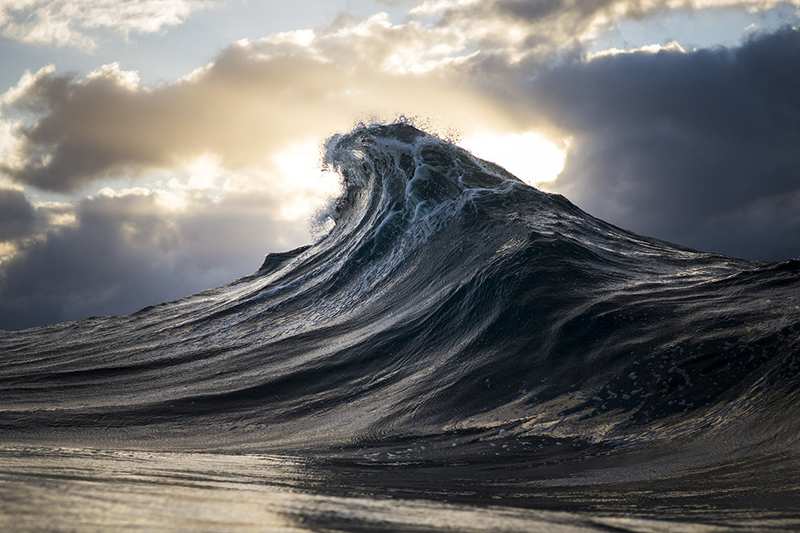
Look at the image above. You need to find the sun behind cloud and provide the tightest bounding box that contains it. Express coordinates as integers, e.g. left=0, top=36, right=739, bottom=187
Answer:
left=460, top=131, right=567, bottom=187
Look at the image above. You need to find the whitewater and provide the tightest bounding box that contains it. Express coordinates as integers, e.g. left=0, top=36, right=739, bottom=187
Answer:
left=1, top=123, right=799, bottom=532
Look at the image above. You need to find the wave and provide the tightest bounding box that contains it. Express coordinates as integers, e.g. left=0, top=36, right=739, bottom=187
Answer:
left=1, top=123, right=799, bottom=491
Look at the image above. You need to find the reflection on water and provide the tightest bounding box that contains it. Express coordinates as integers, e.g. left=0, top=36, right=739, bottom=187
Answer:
left=1, top=446, right=798, bottom=532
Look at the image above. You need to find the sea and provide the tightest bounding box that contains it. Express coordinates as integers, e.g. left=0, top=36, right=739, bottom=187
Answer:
left=2, top=123, right=799, bottom=532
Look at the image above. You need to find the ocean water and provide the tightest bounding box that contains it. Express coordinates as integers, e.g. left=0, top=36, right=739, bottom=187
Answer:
left=1, top=123, right=799, bottom=532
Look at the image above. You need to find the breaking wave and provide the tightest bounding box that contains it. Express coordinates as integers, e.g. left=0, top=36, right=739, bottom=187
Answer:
left=2, top=123, right=799, bottom=527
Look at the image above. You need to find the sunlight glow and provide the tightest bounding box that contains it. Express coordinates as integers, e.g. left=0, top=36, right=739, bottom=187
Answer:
left=460, top=131, right=566, bottom=186
left=587, top=40, right=686, bottom=60
left=272, top=140, right=342, bottom=221
left=0, top=241, right=17, bottom=264
left=183, top=154, right=226, bottom=191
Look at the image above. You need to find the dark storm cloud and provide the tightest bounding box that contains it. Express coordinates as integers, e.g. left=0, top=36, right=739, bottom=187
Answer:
left=494, top=0, right=564, bottom=20
left=0, top=188, right=36, bottom=241
left=531, top=28, right=800, bottom=260
left=0, top=189, right=311, bottom=330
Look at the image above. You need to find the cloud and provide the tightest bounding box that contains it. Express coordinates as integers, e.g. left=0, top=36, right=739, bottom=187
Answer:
left=0, top=188, right=36, bottom=241
left=3, top=2, right=798, bottom=195
left=0, top=25, right=514, bottom=193
left=531, top=27, right=800, bottom=260
left=0, top=186, right=315, bottom=330
left=411, top=0, right=800, bottom=63
left=0, top=0, right=212, bottom=50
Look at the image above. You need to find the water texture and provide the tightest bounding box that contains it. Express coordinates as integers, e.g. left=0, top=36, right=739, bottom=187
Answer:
left=2, top=123, right=799, bottom=531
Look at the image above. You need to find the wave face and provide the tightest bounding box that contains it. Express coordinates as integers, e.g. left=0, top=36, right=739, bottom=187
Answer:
left=2, top=124, right=800, bottom=525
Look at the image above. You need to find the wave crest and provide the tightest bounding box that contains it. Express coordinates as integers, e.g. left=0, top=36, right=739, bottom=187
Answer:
left=1, top=124, right=799, bottom=479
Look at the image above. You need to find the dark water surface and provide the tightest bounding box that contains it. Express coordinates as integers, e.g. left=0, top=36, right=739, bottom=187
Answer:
left=2, top=124, right=799, bottom=531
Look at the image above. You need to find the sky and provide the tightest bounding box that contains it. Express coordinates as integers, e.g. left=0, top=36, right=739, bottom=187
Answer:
left=1, top=0, right=799, bottom=330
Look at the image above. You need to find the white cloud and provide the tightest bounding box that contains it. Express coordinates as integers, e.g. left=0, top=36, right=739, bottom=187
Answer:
left=0, top=0, right=214, bottom=50
left=586, top=40, right=686, bottom=60
left=85, top=62, right=141, bottom=89
left=0, top=64, right=57, bottom=107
